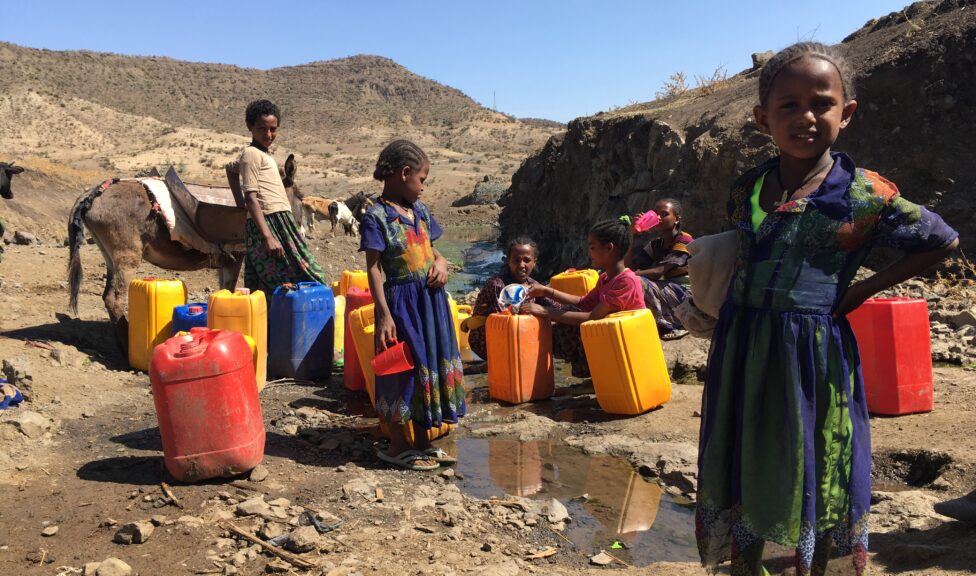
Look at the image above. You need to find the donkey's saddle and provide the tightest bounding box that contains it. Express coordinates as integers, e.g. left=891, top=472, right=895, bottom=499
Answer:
left=165, top=166, right=247, bottom=245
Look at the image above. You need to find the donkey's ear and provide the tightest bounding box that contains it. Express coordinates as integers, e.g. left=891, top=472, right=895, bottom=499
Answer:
left=284, top=154, right=297, bottom=179
left=9, top=165, right=24, bottom=174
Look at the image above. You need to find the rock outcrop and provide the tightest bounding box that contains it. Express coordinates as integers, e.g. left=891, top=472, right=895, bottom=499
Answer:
left=501, top=0, right=976, bottom=277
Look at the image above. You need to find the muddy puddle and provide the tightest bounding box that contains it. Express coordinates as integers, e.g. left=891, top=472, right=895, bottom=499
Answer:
left=453, top=437, right=699, bottom=565
left=436, top=225, right=503, bottom=297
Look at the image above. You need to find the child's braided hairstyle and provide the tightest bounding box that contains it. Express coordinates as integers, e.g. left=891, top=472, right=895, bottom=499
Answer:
left=373, top=139, right=429, bottom=181
left=506, top=236, right=539, bottom=258
left=758, top=42, right=856, bottom=106
left=590, top=218, right=631, bottom=256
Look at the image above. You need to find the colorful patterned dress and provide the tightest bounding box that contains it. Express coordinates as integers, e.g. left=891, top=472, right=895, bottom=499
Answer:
left=696, top=153, right=958, bottom=575
left=632, top=231, right=694, bottom=332
left=359, top=198, right=465, bottom=428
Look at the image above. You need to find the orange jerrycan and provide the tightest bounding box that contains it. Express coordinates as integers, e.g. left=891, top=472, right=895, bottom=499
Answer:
left=339, top=270, right=369, bottom=297
left=489, top=439, right=543, bottom=497
left=486, top=312, right=554, bottom=403
left=848, top=297, right=933, bottom=415
left=208, top=288, right=268, bottom=391
left=128, top=278, right=187, bottom=372
left=348, top=303, right=378, bottom=400
left=548, top=268, right=599, bottom=298
left=581, top=309, right=670, bottom=415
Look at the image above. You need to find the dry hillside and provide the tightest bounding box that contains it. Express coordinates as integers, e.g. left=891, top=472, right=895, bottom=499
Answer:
left=0, top=42, right=561, bottom=233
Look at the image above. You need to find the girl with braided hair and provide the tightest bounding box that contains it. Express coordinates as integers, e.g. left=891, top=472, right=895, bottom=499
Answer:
left=522, top=217, right=646, bottom=377
left=360, top=139, right=465, bottom=471
left=695, top=42, right=958, bottom=575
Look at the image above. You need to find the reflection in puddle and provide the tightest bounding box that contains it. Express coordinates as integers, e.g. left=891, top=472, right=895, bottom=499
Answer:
left=456, top=438, right=698, bottom=565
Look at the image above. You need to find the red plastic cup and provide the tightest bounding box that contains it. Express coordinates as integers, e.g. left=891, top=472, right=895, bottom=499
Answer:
left=633, top=211, right=661, bottom=233
left=371, top=340, right=415, bottom=376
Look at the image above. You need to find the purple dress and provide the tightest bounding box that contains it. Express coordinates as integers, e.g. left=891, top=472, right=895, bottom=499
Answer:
left=359, top=199, right=465, bottom=428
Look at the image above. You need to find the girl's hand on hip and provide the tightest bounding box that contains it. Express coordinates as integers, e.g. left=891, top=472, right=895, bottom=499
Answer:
left=427, top=257, right=449, bottom=288
left=375, top=313, right=397, bottom=352
left=833, top=281, right=872, bottom=319
left=264, top=236, right=285, bottom=258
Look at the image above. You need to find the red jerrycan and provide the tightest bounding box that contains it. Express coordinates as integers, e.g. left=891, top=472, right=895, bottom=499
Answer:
left=343, top=288, right=373, bottom=391
left=847, top=297, right=933, bottom=415
left=150, top=327, right=266, bottom=482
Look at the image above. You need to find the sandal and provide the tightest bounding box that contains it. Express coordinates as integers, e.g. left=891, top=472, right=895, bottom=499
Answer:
left=376, top=449, right=439, bottom=471
left=423, top=447, right=457, bottom=465
left=660, top=329, right=689, bottom=341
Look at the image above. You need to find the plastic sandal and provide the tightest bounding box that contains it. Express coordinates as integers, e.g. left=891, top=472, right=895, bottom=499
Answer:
left=423, top=447, right=457, bottom=465
left=376, top=449, right=439, bottom=471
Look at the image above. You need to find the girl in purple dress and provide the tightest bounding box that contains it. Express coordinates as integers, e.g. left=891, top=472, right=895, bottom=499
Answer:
left=360, top=140, right=465, bottom=471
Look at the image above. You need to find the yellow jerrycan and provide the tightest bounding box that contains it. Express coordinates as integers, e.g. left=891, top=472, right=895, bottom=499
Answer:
left=128, top=278, right=187, bottom=372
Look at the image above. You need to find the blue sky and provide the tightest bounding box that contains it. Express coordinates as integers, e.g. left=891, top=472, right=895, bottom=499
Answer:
left=5, top=0, right=913, bottom=122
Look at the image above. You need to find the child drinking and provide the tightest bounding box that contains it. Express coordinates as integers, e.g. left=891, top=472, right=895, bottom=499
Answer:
left=626, top=198, right=694, bottom=340
left=522, top=218, right=646, bottom=377
left=360, top=140, right=465, bottom=471
left=696, top=42, right=959, bottom=576
left=225, top=99, right=326, bottom=294
left=466, top=236, right=560, bottom=362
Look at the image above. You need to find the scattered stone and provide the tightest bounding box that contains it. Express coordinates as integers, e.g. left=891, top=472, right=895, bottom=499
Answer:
left=439, top=468, right=456, bottom=480
left=176, top=515, right=204, bottom=527
left=96, top=557, right=132, bottom=576
left=8, top=410, right=52, bottom=438
left=113, top=521, right=154, bottom=544
left=544, top=498, right=569, bottom=524
left=13, top=231, right=38, bottom=245
left=284, top=525, right=321, bottom=553
left=236, top=496, right=270, bottom=517
left=267, top=497, right=291, bottom=508
left=589, top=551, right=613, bottom=566
left=281, top=423, right=299, bottom=436
left=82, top=561, right=102, bottom=575
left=481, top=543, right=493, bottom=552
left=2, top=358, right=33, bottom=399
left=249, top=464, right=269, bottom=482
left=41, top=525, right=59, bottom=536
left=266, top=558, right=291, bottom=573
left=950, top=307, right=976, bottom=329
left=258, top=522, right=285, bottom=541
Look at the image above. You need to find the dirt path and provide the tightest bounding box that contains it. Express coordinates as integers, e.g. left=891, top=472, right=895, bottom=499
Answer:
left=0, top=240, right=974, bottom=576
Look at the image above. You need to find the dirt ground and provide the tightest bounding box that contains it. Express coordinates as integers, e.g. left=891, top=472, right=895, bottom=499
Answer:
left=0, top=221, right=974, bottom=576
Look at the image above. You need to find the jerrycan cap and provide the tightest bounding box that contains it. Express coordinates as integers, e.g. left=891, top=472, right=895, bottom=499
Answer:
left=235, top=288, right=251, bottom=295
left=188, top=305, right=204, bottom=314
left=564, top=268, right=577, bottom=273
left=175, top=336, right=207, bottom=358
left=142, top=277, right=157, bottom=281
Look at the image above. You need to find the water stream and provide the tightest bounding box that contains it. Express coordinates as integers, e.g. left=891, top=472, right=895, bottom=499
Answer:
left=436, top=225, right=504, bottom=297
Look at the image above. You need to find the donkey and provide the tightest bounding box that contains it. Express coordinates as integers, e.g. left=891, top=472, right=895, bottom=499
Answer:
left=1, top=162, right=25, bottom=200
left=67, top=154, right=305, bottom=351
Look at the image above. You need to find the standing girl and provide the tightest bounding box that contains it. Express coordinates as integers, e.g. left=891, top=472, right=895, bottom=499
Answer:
left=360, top=140, right=465, bottom=471
left=226, top=99, right=326, bottom=295
left=696, top=42, right=959, bottom=576
left=522, top=218, right=646, bottom=377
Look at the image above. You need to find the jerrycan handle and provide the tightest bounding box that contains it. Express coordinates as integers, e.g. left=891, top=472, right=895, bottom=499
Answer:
left=242, top=334, right=258, bottom=372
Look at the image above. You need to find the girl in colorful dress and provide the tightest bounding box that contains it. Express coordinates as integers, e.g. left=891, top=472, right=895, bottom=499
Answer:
left=466, top=236, right=560, bottom=362
left=696, top=42, right=959, bottom=576
left=522, top=218, right=646, bottom=377
left=627, top=198, right=694, bottom=340
left=360, top=140, right=465, bottom=471
left=226, top=99, right=326, bottom=295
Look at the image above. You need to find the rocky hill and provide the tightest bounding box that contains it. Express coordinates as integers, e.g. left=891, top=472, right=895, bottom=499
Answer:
left=0, top=42, right=560, bottom=234
left=500, top=0, right=976, bottom=277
